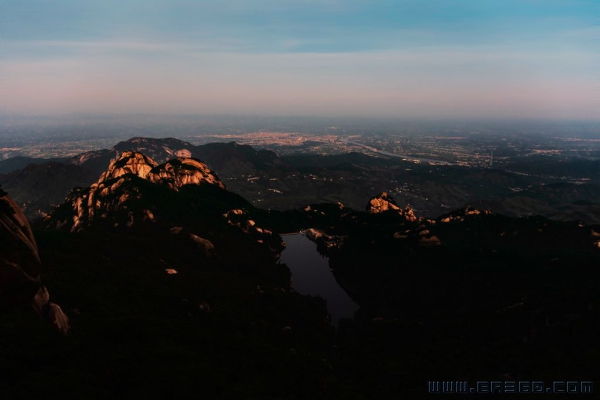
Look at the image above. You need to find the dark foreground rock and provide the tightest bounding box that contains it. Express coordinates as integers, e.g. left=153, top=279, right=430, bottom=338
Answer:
left=0, top=187, right=70, bottom=334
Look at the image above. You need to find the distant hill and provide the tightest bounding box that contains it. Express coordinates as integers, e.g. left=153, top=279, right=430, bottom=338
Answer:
left=522, top=182, right=600, bottom=204
left=4, top=137, right=600, bottom=224
left=69, top=137, right=286, bottom=178
left=468, top=182, right=600, bottom=224
left=194, top=142, right=287, bottom=175
left=507, top=159, right=600, bottom=182
left=0, top=162, right=97, bottom=220
left=282, top=152, right=401, bottom=168
left=68, top=137, right=196, bottom=176
left=0, top=156, right=66, bottom=174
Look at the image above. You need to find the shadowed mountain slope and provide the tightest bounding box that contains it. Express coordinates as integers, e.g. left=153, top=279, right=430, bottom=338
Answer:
left=2, top=153, right=338, bottom=399
left=0, top=156, right=63, bottom=174
left=5, top=135, right=600, bottom=228
left=0, top=187, right=70, bottom=334
left=0, top=162, right=97, bottom=220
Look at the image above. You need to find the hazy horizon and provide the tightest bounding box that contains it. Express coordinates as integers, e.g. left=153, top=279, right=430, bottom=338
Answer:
left=2, top=1, right=598, bottom=120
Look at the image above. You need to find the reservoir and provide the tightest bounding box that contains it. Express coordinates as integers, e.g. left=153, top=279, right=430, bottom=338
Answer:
left=280, top=234, right=359, bottom=324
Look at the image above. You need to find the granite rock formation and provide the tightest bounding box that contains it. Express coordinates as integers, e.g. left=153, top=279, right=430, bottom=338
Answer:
left=0, top=188, right=70, bottom=334
left=366, top=191, right=417, bottom=221
left=46, top=151, right=224, bottom=232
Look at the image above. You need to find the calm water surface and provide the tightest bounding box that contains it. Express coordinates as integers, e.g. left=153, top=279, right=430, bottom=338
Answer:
left=280, top=234, right=359, bottom=324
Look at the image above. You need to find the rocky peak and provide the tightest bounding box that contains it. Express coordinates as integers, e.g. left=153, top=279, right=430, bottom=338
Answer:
left=70, top=149, right=110, bottom=166
left=95, top=151, right=224, bottom=191
left=366, top=192, right=417, bottom=222
left=98, top=151, right=158, bottom=182
left=367, top=192, right=400, bottom=213
left=47, top=152, right=226, bottom=231
left=148, top=157, right=225, bottom=190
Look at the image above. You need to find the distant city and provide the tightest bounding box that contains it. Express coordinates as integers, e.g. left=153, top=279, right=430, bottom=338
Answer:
left=2, top=116, right=599, bottom=173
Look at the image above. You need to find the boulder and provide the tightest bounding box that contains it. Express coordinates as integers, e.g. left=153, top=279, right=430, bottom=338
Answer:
left=189, top=234, right=215, bottom=257
left=419, top=235, right=441, bottom=247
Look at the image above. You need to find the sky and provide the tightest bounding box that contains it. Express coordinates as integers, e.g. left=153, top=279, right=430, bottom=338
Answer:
left=1, top=0, right=598, bottom=119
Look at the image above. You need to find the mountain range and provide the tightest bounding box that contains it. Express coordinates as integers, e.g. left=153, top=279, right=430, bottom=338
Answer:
left=2, top=145, right=600, bottom=398
left=2, top=137, right=600, bottom=224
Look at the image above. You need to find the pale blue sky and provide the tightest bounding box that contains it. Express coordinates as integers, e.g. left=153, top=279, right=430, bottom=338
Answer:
left=1, top=0, right=598, bottom=119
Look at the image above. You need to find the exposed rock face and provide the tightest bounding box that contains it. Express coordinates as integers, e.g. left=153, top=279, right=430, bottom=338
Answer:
left=30, top=285, right=71, bottom=334
left=98, top=151, right=158, bottom=181
left=0, top=190, right=70, bottom=334
left=404, top=207, right=417, bottom=222
left=148, top=158, right=224, bottom=190
left=47, top=151, right=225, bottom=231
left=367, top=192, right=400, bottom=213
left=393, top=232, right=409, bottom=240
left=189, top=234, right=216, bottom=257
left=304, top=228, right=325, bottom=241
left=303, top=228, right=340, bottom=252
left=366, top=192, right=417, bottom=222
left=0, top=192, right=41, bottom=306
left=223, top=208, right=283, bottom=258
left=96, top=151, right=225, bottom=190
left=439, top=206, right=490, bottom=223
left=419, top=235, right=441, bottom=247
left=46, top=151, right=286, bottom=268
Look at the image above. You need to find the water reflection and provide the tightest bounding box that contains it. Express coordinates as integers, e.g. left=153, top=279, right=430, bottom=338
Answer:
left=280, top=234, right=359, bottom=324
